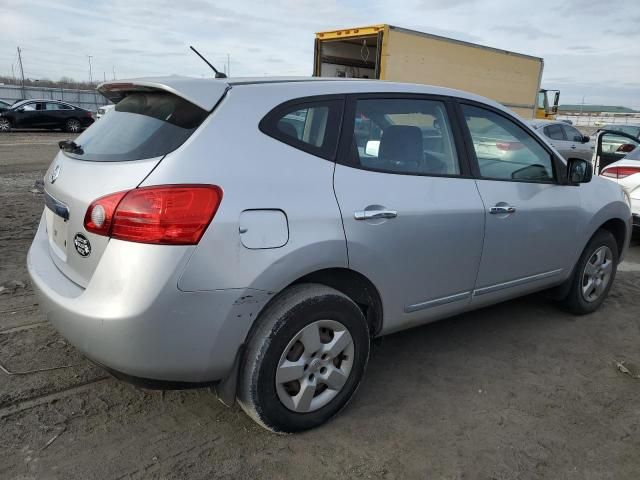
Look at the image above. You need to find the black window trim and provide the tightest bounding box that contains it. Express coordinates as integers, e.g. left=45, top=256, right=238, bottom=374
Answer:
left=335, top=92, right=474, bottom=179
left=454, top=99, right=567, bottom=185
left=259, top=94, right=345, bottom=162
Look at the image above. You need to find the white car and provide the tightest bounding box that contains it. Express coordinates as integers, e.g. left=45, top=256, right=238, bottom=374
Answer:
left=600, top=146, right=640, bottom=229
left=96, top=104, right=115, bottom=119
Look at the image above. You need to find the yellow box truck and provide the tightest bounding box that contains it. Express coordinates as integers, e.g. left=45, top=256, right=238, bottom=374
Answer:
left=313, top=24, right=558, bottom=119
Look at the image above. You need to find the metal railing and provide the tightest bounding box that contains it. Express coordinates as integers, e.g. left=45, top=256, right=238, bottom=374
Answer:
left=557, top=113, right=640, bottom=127
left=0, top=84, right=111, bottom=113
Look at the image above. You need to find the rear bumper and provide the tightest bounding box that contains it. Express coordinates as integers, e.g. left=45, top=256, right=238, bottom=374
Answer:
left=27, top=214, right=271, bottom=383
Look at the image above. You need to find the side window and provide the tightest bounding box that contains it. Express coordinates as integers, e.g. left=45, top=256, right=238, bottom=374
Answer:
left=350, top=98, right=460, bottom=175
left=260, top=99, right=343, bottom=160
left=544, top=124, right=566, bottom=141
left=562, top=125, right=583, bottom=142
left=462, top=104, right=555, bottom=183
left=46, top=103, right=61, bottom=111
left=277, top=107, right=328, bottom=147
left=22, top=103, right=36, bottom=111
left=35, top=102, right=46, bottom=111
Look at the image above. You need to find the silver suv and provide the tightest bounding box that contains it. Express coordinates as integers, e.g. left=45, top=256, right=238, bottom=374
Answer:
left=28, top=77, right=632, bottom=432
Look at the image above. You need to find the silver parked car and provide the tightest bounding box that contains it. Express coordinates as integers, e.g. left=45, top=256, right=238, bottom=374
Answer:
left=530, top=119, right=594, bottom=161
left=28, top=77, right=632, bottom=432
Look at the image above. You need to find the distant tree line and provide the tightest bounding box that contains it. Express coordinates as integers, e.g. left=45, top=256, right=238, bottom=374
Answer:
left=0, top=75, right=98, bottom=90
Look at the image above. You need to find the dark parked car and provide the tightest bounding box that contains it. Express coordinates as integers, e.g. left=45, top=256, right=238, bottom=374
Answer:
left=0, top=99, right=12, bottom=110
left=0, top=99, right=94, bottom=133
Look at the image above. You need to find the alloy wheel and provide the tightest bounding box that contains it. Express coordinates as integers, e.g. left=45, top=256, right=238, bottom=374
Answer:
left=0, top=118, right=10, bottom=132
left=275, top=319, right=354, bottom=413
left=581, top=245, right=613, bottom=302
left=67, top=119, right=81, bottom=133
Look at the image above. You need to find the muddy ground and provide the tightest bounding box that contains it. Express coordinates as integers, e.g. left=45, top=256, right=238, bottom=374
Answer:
left=1, top=131, right=639, bottom=479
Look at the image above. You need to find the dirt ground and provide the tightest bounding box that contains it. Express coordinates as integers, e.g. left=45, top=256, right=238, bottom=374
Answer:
left=1, top=131, right=639, bottom=480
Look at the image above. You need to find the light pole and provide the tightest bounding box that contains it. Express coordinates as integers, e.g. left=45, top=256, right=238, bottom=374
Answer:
left=87, top=55, right=93, bottom=85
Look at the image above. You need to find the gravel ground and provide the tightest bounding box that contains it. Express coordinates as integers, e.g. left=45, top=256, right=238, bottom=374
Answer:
left=1, top=131, right=639, bottom=479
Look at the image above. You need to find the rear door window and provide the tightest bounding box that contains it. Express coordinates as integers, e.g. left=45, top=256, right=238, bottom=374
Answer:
left=260, top=98, right=343, bottom=160
left=347, top=97, right=460, bottom=176
left=63, top=91, right=208, bottom=162
left=543, top=124, right=566, bottom=141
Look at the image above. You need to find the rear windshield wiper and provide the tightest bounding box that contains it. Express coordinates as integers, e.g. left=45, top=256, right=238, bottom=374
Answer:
left=58, top=140, right=84, bottom=155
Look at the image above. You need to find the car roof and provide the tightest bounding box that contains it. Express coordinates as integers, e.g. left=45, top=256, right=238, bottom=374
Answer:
left=98, top=75, right=511, bottom=114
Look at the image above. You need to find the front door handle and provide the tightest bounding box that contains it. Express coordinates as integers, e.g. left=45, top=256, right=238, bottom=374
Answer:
left=489, top=205, right=516, bottom=214
left=354, top=209, right=398, bottom=220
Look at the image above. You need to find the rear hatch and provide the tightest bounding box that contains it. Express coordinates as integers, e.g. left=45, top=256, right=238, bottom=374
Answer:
left=42, top=78, right=228, bottom=287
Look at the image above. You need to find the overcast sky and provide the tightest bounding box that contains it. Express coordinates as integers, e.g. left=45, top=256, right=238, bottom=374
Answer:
left=1, top=0, right=638, bottom=107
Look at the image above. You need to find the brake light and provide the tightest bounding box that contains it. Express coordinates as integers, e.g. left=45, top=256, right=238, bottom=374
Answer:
left=616, top=143, right=636, bottom=153
left=84, top=185, right=222, bottom=245
left=601, top=166, right=640, bottom=179
left=496, top=142, right=523, bottom=151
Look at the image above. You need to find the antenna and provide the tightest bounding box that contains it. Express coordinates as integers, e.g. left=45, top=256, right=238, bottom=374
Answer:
left=189, top=46, right=227, bottom=79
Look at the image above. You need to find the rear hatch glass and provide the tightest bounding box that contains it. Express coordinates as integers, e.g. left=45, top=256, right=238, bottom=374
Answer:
left=64, top=91, right=208, bottom=162
left=43, top=90, right=212, bottom=287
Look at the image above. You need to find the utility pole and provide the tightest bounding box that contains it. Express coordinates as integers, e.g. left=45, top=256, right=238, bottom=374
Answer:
left=227, top=53, right=230, bottom=77
left=87, top=55, right=93, bottom=85
left=112, top=66, right=116, bottom=80
left=17, top=46, right=25, bottom=99
left=103, top=71, right=106, bottom=82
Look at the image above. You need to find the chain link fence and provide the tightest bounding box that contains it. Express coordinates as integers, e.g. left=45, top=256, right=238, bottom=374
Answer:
left=0, top=84, right=111, bottom=113
left=557, top=113, right=640, bottom=127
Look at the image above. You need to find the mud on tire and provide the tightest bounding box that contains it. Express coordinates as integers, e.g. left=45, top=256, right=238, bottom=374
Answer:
left=237, top=283, right=370, bottom=433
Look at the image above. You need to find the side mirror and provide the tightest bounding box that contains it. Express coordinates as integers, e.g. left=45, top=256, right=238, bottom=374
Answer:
left=567, top=158, right=592, bottom=185
left=581, top=135, right=590, bottom=143
left=364, top=140, right=380, bottom=157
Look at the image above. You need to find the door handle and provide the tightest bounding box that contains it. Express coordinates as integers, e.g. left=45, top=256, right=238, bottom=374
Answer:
left=489, top=205, right=516, bottom=214
left=354, top=209, right=398, bottom=220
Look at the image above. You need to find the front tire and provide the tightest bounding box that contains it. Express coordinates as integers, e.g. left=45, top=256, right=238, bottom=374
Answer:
left=238, top=283, right=370, bottom=433
left=559, top=229, right=618, bottom=314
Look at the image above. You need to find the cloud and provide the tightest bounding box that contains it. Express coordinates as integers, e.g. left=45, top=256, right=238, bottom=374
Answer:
left=0, top=0, right=637, bottom=107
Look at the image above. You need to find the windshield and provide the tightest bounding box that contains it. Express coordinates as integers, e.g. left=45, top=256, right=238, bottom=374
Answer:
left=9, top=100, right=31, bottom=110
left=64, top=91, right=208, bottom=162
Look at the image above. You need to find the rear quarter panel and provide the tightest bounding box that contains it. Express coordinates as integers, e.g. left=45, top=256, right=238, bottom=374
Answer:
left=139, top=84, right=348, bottom=293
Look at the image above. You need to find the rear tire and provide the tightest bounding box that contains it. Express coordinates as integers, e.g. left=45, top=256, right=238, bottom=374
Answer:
left=237, top=283, right=370, bottom=433
left=559, top=229, right=618, bottom=314
left=0, top=118, right=11, bottom=132
left=64, top=118, right=81, bottom=133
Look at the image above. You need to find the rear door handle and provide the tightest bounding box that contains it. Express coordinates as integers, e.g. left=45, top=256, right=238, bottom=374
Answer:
left=354, top=209, right=398, bottom=220
left=489, top=205, right=516, bottom=214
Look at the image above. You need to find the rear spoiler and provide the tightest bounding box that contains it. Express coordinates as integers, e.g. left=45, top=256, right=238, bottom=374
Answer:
left=98, top=76, right=230, bottom=111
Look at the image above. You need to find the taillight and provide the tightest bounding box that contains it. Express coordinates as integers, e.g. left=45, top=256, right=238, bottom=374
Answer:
left=601, top=166, right=640, bottom=179
left=616, top=143, right=637, bottom=153
left=496, top=142, right=523, bottom=151
left=84, top=185, right=222, bottom=245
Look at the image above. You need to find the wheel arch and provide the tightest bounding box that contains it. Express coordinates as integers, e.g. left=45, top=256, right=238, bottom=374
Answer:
left=290, top=268, right=383, bottom=338
left=598, top=217, right=627, bottom=257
